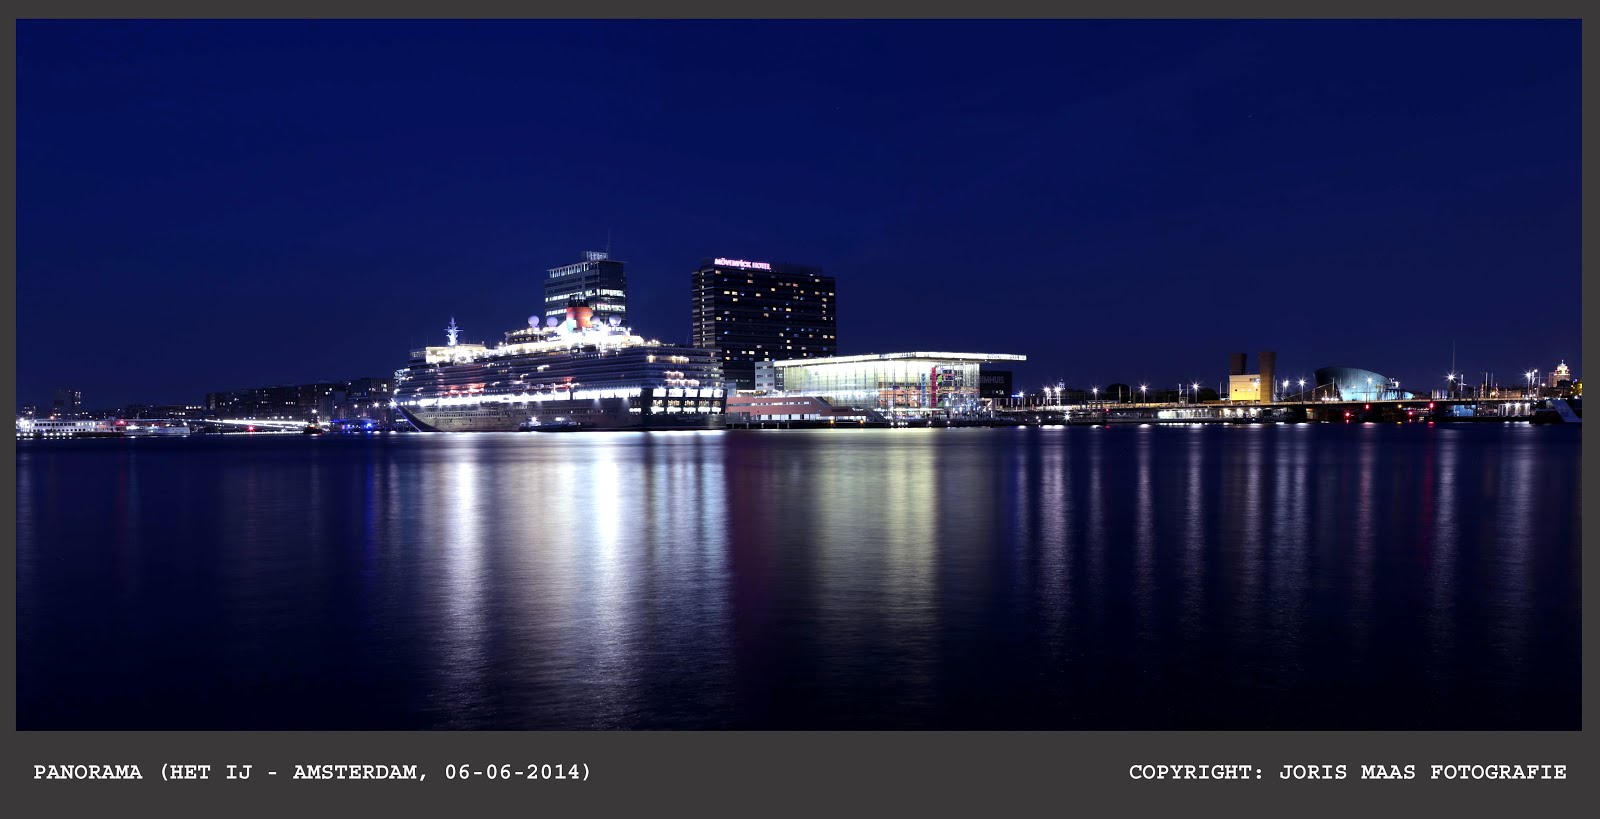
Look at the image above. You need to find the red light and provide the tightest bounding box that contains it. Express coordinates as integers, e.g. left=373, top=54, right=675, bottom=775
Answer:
left=247, top=425, right=255, bottom=432
left=115, top=420, right=126, bottom=425
left=1428, top=402, right=1435, bottom=409
left=1364, top=404, right=1370, bottom=410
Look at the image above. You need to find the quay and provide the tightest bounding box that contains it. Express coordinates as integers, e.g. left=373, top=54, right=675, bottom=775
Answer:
left=992, top=397, right=1547, bottom=426
left=724, top=397, right=1557, bottom=430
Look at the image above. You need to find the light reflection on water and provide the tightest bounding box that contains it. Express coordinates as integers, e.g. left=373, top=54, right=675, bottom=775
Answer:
left=15, top=424, right=1581, bottom=729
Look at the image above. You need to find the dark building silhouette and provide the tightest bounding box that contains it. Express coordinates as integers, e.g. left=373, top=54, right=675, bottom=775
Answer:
left=205, top=383, right=341, bottom=421
left=691, top=257, right=836, bottom=390
left=51, top=388, right=82, bottom=417
left=1259, top=351, right=1277, bottom=403
left=332, top=377, right=395, bottom=426
left=979, top=368, right=1013, bottom=401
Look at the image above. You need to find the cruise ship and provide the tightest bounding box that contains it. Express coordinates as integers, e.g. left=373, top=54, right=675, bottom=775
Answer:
left=392, top=308, right=727, bottom=432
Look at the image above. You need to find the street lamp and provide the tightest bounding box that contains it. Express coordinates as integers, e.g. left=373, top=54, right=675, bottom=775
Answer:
left=1140, top=384, right=1147, bottom=404
left=1297, top=378, right=1306, bottom=402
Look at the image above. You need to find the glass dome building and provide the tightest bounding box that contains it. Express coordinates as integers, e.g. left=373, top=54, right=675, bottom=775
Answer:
left=1313, top=367, right=1416, bottom=402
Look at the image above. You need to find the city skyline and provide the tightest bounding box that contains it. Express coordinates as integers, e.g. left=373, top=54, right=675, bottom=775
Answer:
left=18, top=19, right=1580, bottom=408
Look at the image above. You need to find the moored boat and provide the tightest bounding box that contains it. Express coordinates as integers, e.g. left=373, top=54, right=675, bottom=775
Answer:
left=393, top=309, right=727, bottom=432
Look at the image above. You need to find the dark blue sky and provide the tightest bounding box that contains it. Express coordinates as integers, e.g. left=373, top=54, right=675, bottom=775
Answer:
left=17, top=20, right=1580, bottom=407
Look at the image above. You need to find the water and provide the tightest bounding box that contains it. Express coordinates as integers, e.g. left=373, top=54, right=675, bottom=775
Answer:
left=15, top=424, right=1580, bottom=729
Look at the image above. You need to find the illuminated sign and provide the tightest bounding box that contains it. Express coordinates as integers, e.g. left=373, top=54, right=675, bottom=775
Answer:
left=713, top=257, right=773, bottom=271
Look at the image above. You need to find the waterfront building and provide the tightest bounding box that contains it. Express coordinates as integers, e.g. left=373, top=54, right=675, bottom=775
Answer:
left=691, top=257, right=836, bottom=390
left=332, top=377, right=395, bottom=427
left=725, top=394, right=876, bottom=423
left=122, top=404, right=206, bottom=419
left=1547, top=360, right=1573, bottom=388
left=544, top=251, right=628, bottom=327
left=760, top=351, right=1026, bottom=419
left=754, top=361, right=779, bottom=393
left=978, top=368, right=1013, bottom=402
left=1228, top=373, right=1262, bottom=402
left=205, top=383, right=341, bottom=422
left=1224, top=351, right=1277, bottom=402
left=51, top=388, right=82, bottom=418
left=1312, top=366, right=1416, bottom=401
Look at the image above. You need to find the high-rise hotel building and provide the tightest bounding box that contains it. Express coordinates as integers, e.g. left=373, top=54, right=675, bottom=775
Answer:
left=691, top=257, right=836, bottom=390
left=544, top=251, right=628, bottom=327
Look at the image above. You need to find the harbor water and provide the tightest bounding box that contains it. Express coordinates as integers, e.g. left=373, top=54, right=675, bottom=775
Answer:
left=15, top=424, right=1580, bottom=729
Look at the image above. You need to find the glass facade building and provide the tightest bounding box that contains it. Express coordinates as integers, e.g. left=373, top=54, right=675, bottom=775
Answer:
left=1313, top=367, right=1416, bottom=401
left=769, top=352, right=1026, bottom=418
left=545, top=251, right=628, bottom=326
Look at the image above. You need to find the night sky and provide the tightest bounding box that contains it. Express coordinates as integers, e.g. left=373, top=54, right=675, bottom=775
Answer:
left=17, top=20, right=1580, bottom=408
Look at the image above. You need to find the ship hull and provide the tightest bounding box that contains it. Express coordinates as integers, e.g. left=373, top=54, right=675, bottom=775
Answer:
left=398, top=397, right=723, bottom=432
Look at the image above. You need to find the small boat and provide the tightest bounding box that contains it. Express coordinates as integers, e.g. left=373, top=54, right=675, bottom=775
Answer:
left=518, top=417, right=588, bottom=432
left=122, top=424, right=191, bottom=437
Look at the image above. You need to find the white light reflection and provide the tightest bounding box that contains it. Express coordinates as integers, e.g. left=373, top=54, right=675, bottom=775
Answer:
left=1132, top=426, right=1154, bottom=649
left=1427, top=428, right=1459, bottom=674
left=432, top=443, right=490, bottom=726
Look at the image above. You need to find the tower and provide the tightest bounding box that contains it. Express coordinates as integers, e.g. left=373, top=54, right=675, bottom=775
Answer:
left=545, top=251, right=627, bottom=327
left=691, top=257, right=835, bottom=390
left=1258, top=351, right=1277, bottom=403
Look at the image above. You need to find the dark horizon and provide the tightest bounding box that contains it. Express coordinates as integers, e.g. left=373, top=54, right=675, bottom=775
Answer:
left=17, top=19, right=1580, bottom=409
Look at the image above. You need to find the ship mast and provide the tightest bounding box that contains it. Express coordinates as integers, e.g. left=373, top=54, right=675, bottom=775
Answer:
left=446, top=317, right=460, bottom=347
